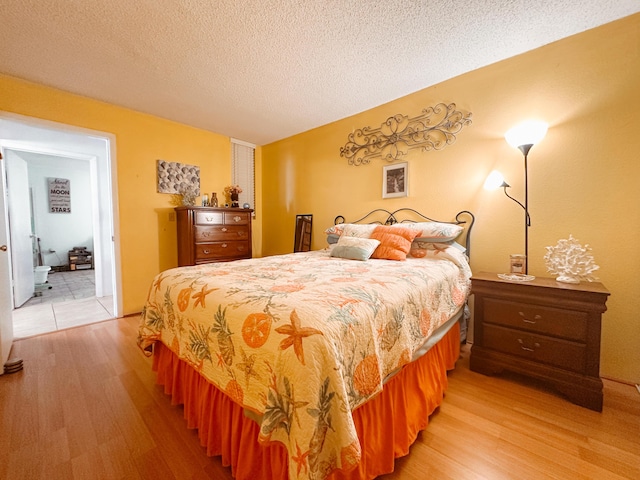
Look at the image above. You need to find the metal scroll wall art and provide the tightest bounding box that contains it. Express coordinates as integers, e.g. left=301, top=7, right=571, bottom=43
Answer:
left=340, top=103, right=472, bottom=166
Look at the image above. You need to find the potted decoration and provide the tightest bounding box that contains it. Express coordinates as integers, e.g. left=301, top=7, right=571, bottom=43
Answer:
left=176, top=184, right=198, bottom=206
left=224, top=184, right=242, bottom=207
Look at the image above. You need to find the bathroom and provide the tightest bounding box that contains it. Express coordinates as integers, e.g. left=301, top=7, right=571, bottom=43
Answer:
left=5, top=149, right=113, bottom=337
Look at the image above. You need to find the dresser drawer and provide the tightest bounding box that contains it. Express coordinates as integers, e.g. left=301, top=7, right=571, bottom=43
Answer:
left=223, top=211, right=251, bottom=225
left=195, top=211, right=225, bottom=225
left=484, top=298, right=588, bottom=342
left=483, top=324, right=586, bottom=373
left=195, top=241, right=250, bottom=260
left=195, top=225, right=250, bottom=242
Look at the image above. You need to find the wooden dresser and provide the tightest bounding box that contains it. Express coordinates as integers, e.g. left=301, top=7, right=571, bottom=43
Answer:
left=176, top=206, right=253, bottom=266
left=469, top=272, right=609, bottom=411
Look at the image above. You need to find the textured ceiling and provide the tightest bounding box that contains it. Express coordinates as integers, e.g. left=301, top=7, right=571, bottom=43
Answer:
left=2, top=1, right=639, bottom=145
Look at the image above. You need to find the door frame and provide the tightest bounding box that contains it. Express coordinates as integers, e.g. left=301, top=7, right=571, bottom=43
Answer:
left=0, top=112, right=122, bottom=318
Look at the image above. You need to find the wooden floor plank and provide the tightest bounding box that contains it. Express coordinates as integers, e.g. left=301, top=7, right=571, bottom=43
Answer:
left=1, top=316, right=638, bottom=480
left=99, top=434, right=143, bottom=479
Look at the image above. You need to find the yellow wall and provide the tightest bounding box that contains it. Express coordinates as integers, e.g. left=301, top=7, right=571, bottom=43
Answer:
left=2, top=14, right=637, bottom=383
left=262, top=14, right=640, bottom=384
left=0, top=74, right=263, bottom=315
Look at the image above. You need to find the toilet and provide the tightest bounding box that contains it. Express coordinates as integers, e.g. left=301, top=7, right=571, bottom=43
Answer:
left=34, top=265, right=51, bottom=285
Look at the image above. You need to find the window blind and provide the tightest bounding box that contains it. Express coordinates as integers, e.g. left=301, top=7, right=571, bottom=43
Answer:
left=231, top=139, right=255, bottom=214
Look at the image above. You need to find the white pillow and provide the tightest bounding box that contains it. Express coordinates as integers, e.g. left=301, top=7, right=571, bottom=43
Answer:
left=397, top=222, right=463, bottom=242
left=330, top=236, right=381, bottom=261
left=342, top=223, right=378, bottom=238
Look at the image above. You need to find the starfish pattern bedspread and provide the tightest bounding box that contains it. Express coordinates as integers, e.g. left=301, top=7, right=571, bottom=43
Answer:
left=138, top=247, right=471, bottom=480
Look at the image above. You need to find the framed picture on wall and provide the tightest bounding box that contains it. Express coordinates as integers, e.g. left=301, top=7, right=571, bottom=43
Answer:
left=382, top=162, right=408, bottom=199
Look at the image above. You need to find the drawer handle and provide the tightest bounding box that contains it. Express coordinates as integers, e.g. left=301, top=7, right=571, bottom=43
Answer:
left=233, top=216, right=242, bottom=223
left=205, top=216, right=215, bottom=222
left=222, top=243, right=228, bottom=248
left=221, top=227, right=228, bottom=232
left=518, top=338, right=540, bottom=352
left=518, top=312, right=542, bottom=324
left=203, top=249, right=211, bottom=254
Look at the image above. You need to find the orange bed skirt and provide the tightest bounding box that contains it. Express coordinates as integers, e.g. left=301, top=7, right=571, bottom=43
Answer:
left=152, top=321, right=460, bottom=480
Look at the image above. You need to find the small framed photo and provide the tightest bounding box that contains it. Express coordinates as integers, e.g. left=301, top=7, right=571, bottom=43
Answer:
left=382, top=162, right=408, bottom=199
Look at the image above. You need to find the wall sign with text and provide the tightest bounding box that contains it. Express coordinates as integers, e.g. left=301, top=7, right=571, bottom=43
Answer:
left=48, top=178, right=71, bottom=213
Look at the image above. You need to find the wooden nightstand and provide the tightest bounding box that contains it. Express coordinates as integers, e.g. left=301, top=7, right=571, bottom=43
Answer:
left=469, top=272, right=610, bottom=411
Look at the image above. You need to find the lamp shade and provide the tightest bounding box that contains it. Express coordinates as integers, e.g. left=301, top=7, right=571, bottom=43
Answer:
left=484, top=170, right=506, bottom=190
left=505, top=120, right=548, bottom=149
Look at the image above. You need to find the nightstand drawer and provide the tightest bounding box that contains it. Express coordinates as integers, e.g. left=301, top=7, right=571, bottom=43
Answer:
left=484, top=298, right=588, bottom=342
left=195, top=225, right=249, bottom=242
left=195, top=241, right=250, bottom=260
left=484, top=324, right=586, bottom=373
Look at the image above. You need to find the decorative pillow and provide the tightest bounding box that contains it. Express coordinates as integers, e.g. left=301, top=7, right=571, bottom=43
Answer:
left=409, top=242, right=452, bottom=258
left=342, top=224, right=378, bottom=238
left=326, top=223, right=380, bottom=245
left=410, top=239, right=466, bottom=255
left=370, top=225, right=420, bottom=261
left=325, top=223, right=379, bottom=238
left=327, top=234, right=340, bottom=245
left=324, top=224, right=344, bottom=236
left=330, top=236, right=381, bottom=261
left=396, top=222, right=464, bottom=242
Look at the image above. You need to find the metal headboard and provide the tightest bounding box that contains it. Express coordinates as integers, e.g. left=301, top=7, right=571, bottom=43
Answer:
left=334, top=208, right=475, bottom=258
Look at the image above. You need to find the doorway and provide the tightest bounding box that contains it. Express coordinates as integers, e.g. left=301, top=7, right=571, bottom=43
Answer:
left=0, top=113, right=122, bottom=341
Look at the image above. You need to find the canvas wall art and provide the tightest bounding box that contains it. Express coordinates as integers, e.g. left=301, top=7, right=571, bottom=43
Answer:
left=157, top=160, right=200, bottom=195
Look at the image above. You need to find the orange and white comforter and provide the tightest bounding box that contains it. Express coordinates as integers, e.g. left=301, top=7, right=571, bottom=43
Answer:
left=138, top=247, right=471, bottom=480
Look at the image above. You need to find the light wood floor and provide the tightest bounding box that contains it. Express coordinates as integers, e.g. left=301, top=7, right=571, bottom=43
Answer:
left=1, top=316, right=638, bottom=480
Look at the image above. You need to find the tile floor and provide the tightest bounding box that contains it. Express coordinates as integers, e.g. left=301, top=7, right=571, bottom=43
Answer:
left=12, top=269, right=115, bottom=339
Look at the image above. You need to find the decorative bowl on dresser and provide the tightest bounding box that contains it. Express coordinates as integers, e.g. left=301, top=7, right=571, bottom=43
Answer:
left=469, top=271, right=610, bottom=411
left=176, top=206, right=253, bottom=266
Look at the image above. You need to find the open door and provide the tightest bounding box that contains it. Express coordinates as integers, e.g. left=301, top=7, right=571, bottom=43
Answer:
left=5, top=150, right=35, bottom=307
left=0, top=151, right=15, bottom=370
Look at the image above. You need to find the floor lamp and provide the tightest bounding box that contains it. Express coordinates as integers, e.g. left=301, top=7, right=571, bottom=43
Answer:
left=485, top=120, right=548, bottom=275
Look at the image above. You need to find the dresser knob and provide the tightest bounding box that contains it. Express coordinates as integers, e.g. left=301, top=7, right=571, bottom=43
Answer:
left=222, top=243, right=228, bottom=248
left=518, top=312, right=542, bottom=324
left=205, top=216, right=214, bottom=222
left=221, top=227, right=228, bottom=232
left=233, top=216, right=241, bottom=223
left=203, top=249, right=210, bottom=254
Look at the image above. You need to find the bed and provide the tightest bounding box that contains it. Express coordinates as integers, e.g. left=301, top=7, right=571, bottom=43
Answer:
left=138, top=208, right=474, bottom=480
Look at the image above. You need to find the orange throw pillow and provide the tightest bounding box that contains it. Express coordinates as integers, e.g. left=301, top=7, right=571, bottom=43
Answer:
left=370, top=225, right=420, bottom=260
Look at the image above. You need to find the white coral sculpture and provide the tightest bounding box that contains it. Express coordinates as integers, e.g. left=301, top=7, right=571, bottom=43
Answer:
left=544, top=235, right=599, bottom=284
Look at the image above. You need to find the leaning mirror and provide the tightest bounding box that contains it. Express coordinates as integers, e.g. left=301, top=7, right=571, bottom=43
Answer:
left=294, top=214, right=312, bottom=252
